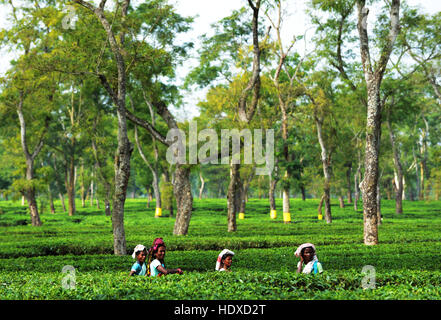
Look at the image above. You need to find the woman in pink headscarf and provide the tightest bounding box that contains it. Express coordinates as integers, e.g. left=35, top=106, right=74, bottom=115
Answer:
left=146, top=238, right=183, bottom=277
left=295, top=243, right=323, bottom=274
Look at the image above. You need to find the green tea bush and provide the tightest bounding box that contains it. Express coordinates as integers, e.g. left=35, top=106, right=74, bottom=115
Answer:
left=1, top=270, right=440, bottom=300
left=1, top=198, right=441, bottom=299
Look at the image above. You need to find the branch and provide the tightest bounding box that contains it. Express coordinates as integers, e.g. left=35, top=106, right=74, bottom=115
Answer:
left=375, top=0, right=401, bottom=80
left=74, top=0, right=126, bottom=108
left=335, top=9, right=357, bottom=91
left=357, top=1, right=373, bottom=78
left=140, top=88, right=160, bottom=160
left=405, top=44, right=441, bottom=101
left=16, top=91, right=30, bottom=160
left=237, top=0, right=262, bottom=123
left=31, top=116, right=50, bottom=160
left=98, top=74, right=118, bottom=107
left=99, top=0, right=107, bottom=10
left=247, top=0, right=257, bottom=11
left=125, top=109, right=169, bottom=146
left=73, top=0, right=96, bottom=12
left=427, top=70, right=441, bottom=101
left=153, top=100, right=179, bottom=131
left=134, top=125, right=154, bottom=172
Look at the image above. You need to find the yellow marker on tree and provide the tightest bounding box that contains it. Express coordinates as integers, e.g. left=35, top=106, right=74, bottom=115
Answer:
left=318, top=213, right=323, bottom=220
left=238, top=213, right=245, bottom=220
left=283, top=212, right=291, bottom=223
left=155, top=207, right=162, bottom=217
left=270, top=210, right=277, bottom=219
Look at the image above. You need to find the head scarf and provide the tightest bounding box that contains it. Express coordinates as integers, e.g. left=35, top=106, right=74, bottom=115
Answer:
left=294, top=243, right=316, bottom=257
left=295, top=243, right=318, bottom=274
left=132, top=244, right=146, bottom=259
left=152, top=237, right=165, bottom=252
left=146, top=238, right=166, bottom=276
left=215, top=249, right=235, bottom=271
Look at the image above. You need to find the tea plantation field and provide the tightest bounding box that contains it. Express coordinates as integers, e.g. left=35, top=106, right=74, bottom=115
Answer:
left=1, top=198, right=441, bottom=300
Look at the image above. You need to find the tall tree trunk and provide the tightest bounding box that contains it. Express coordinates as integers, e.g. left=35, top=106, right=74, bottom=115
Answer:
left=386, top=117, right=403, bottom=214
left=339, top=196, right=345, bottom=208
left=147, top=187, right=152, bottom=208
left=239, top=188, right=247, bottom=216
left=89, top=170, right=94, bottom=207
left=105, top=197, right=111, bottom=216
left=318, top=194, right=325, bottom=219
left=377, top=177, right=382, bottom=225
left=48, top=185, right=55, bottom=214
left=80, top=163, right=86, bottom=208
left=162, top=170, right=173, bottom=217
left=227, top=163, right=241, bottom=232
left=66, top=154, right=76, bottom=216
left=281, top=108, right=292, bottom=224
left=75, top=0, right=133, bottom=255
left=354, top=147, right=362, bottom=212
left=354, top=172, right=359, bottom=211
left=132, top=107, right=162, bottom=216
left=225, top=0, right=262, bottom=229
left=269, top=174, right=278, bottom=215
left=258, top=175, right=263, bottom=199
left=52, top=154, right=65, bottom=212
left=24, top=162, right=42, bottom=226
left=172, top=165, right=193, bottom=235
left=360, top=86, right=382, bottom=245
left=152, top=173, right=161, bottom=212
left=282, top=178, right=290, bottom=223
left=420, top=160, right=425, bottom=200
left=59, top=193, right=66, bottom=212
left=412, top=147, right=420, bottom=200
left=239, top=170, right=255, bottom=217
left=386, top=186, right=392, bottom=200
left=300, top=185, right=306, bottom=201
left=27, top=190, right=41, bottom=225
left=420, top=116, right=429, bottom=200
left=169, top=199, right=174, bottom=217
left=112, top=131, right=132, bottom=254
left=199, top=171, right=205, bottom=200
left=356, top=0, right=400, bottom=245
left=17, top=91, right=45, bottom=226
left=315, top=117, right=332, bottom=224
left=346, top=164, right=353, bottom=203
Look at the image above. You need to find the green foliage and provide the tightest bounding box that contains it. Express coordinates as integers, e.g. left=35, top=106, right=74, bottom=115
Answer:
left=160, top=180, right=174, bottom=211
left=1, top=198, right=441, bottom=299
left=1, top=269, right=441, bottom=300
left=10, top=178, right=45, bottom=195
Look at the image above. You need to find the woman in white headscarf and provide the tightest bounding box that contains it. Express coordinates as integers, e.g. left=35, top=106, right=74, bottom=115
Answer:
left=129, top=244, right=147, bottom=276
left=215, top=249, right=235, bottom=272
left=295, top=243, right=323, bottom=274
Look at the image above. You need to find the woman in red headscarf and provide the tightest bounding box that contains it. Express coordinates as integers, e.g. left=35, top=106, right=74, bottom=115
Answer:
left=146, top=238, right=183, bottom=277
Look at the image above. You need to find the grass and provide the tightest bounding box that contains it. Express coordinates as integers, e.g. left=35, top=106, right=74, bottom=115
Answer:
left=0, top=197, right=441, bottom=300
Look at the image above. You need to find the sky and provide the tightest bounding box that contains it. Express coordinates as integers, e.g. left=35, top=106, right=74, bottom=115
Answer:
left=170, top=0, right=441, bottom=120
left=0, top=0, right=440, bottom=120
